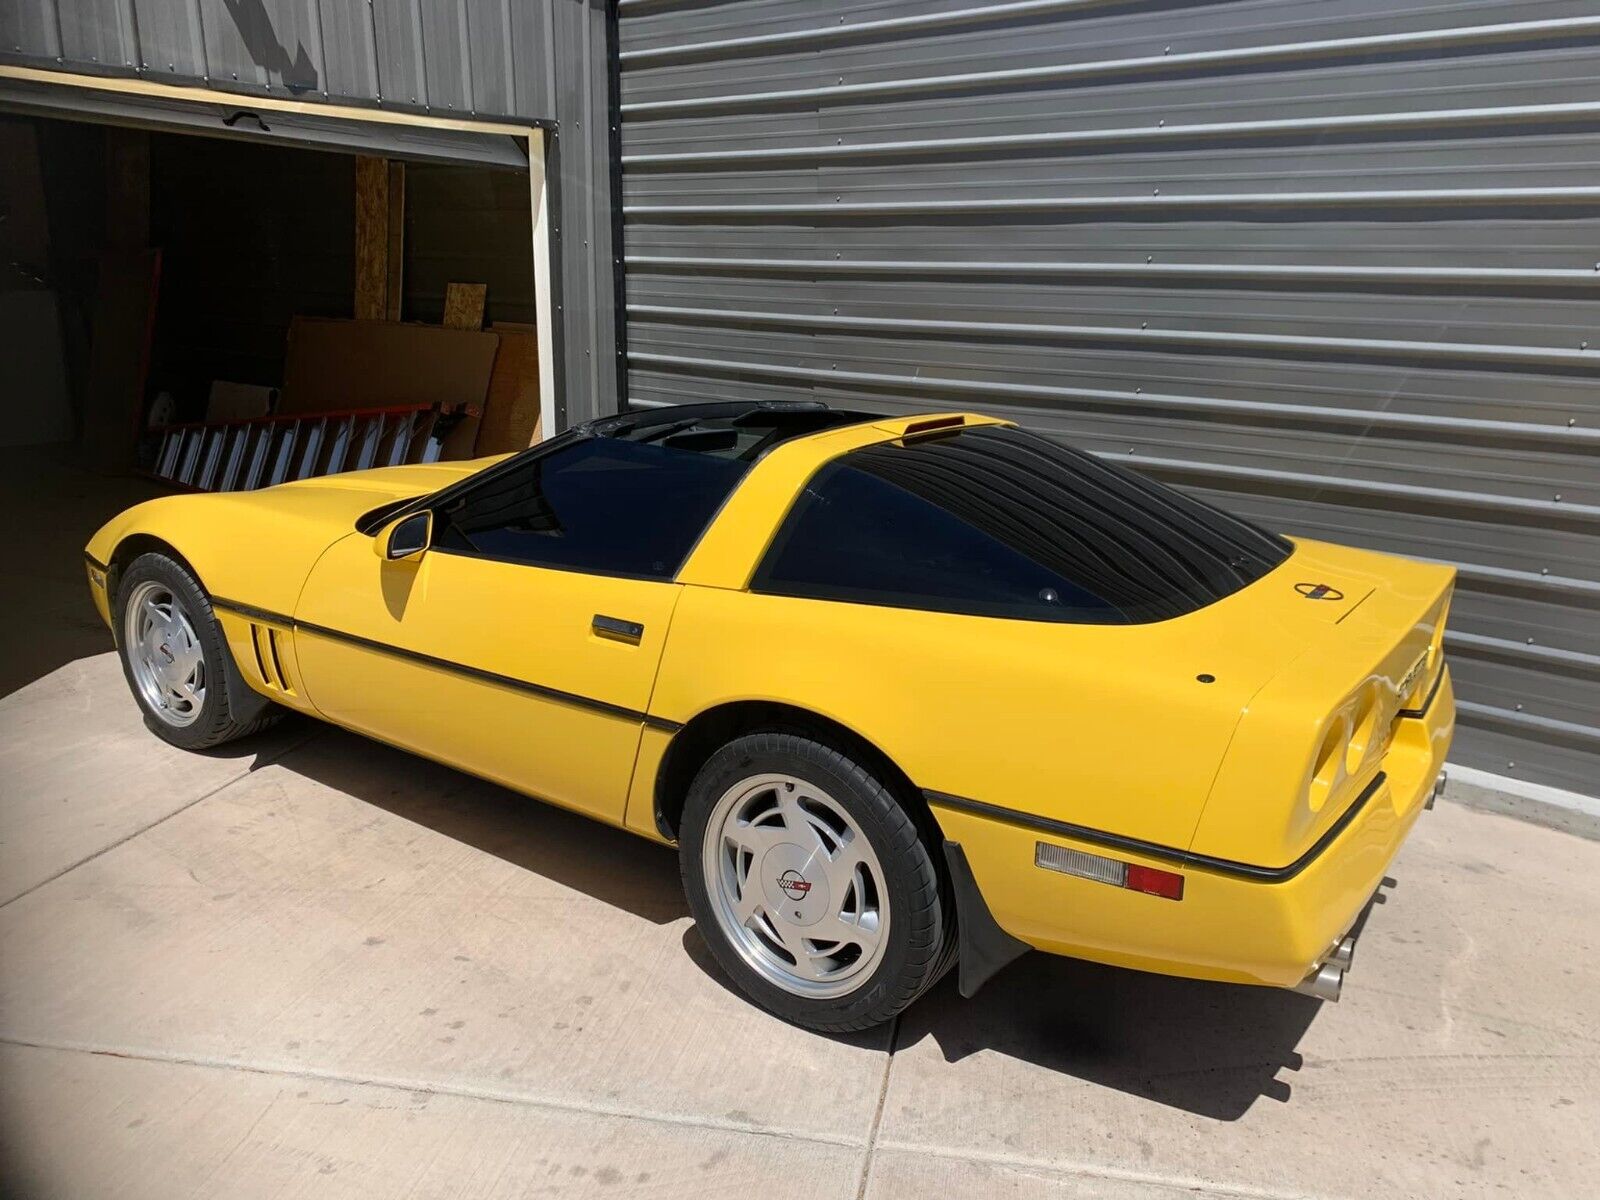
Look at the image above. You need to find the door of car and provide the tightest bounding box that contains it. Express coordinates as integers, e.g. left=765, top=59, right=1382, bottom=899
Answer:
left=291, top=431, right=749, bottom=824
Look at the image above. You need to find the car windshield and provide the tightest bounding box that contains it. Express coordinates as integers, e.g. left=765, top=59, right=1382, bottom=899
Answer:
left=755, top=424, right=1293, bottom=624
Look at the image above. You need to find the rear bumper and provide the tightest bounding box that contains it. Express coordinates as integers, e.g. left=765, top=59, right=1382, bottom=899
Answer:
left=932, top=666, right=1455, bottom=989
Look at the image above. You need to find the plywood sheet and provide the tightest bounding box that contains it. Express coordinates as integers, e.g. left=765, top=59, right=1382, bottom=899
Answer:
left=205, top=381, right=278, bottom=423
left=384, top=161, right=406, bottom=322
left=353, top=156, right=388, bottom=322
left=279, top=317, right=497, bottom=416
left=442, top=282, right=487, bottom=330
left=474, top=327, right=542, bottom=454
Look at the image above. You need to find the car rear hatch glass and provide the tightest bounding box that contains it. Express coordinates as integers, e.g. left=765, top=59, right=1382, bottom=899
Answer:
left=757, top=424, right=1296, bottom=625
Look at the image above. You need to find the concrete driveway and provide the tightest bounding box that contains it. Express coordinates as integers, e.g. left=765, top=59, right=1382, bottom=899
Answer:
left=3, top=455, right=1598, bottom=1198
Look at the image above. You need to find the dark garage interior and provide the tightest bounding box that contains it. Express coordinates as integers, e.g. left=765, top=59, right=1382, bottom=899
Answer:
left=3, top=111, right=543, bottom=478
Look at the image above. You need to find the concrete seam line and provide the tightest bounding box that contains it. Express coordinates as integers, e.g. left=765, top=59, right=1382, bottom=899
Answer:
left=854, top=1013, right=899, bottom=1200
left=0, top=726, right=325, bottom=911
left=1446, top=765, right=1600, bottom=819
left=0, top=1036, right=867, bottom=1151
left=870, top=1138, right=1314, bottom=1200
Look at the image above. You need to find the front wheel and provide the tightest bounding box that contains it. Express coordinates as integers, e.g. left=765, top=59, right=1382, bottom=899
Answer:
left=114, top=552, right=280, bottom=751
left=679, top=732, right=954, bottom=1032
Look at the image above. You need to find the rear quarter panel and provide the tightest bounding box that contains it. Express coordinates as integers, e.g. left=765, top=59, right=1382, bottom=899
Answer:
left=643, top=584, right=1259, bottom=852
left=1191, top=543, right=1455, bottom=866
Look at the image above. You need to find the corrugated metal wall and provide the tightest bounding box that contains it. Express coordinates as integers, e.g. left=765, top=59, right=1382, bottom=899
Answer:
left=617, top=0, right=1600, bottom=795
left=0, top=0, right=620, bottom=428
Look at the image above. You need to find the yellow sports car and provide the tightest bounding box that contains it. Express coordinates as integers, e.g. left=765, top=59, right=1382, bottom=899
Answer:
left=85, top=402, right=1454, bottom=1031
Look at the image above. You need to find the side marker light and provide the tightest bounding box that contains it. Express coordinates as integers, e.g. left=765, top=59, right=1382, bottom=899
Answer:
left=1035, top=842, right=1185, bottom=901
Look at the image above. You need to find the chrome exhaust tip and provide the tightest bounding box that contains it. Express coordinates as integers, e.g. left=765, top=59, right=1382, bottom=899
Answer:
left=1292, top=962, right=1343, bottom=1002
left=1426, top=769, right=1447, bottom=810
left=1327, top=933, right=1357, bottom=972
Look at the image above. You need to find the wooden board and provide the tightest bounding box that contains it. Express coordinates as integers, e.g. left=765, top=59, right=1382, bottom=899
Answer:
left=205, top=381, right=278, bottom=423
left=437, top=407, right=484, bottom=461
left=279, top=317, right=498, bottom=416
left=473, top=327, right=542, bottom=454
left=353, top=156, right=388, bottom=321
left=385, top=161, right=405, bottom=322
left=442, top=282, right=487, bottom=330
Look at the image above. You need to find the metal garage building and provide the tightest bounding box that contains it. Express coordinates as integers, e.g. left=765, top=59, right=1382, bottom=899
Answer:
left=3, top=0, right=1597, bottom=797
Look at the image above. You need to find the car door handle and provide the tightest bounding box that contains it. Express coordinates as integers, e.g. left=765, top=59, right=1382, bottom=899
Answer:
left=592, top=615, right=644, bottom=645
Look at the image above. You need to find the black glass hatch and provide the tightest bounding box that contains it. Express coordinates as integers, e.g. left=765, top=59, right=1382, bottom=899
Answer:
left=755, top=424, right=1292, bottom=625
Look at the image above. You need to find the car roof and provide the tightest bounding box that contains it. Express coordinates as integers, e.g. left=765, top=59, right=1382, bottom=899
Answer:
left=674, top=406, right=1012, bottom=589
left=585, top=400, right=1009, bottom=449
left=582, top=400, right=869, bottom=439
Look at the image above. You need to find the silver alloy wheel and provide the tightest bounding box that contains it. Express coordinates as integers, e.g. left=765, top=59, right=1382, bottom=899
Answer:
left=123, top=580, right=207, bottom=728
left=703, top=772, right=890, bottom=999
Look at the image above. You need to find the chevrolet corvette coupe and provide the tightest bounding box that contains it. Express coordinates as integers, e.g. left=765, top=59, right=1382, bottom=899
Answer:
left=85, top=402, right=1455, bottom=1030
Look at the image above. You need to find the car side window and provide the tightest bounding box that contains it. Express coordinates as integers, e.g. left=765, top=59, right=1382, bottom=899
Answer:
left=751, top=426, right=1290, bottom=624
left=431, top=435, right=748, bottom=579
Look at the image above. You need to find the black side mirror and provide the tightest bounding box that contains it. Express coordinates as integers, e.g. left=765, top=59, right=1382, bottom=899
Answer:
left=376, top=510, right=432, bottom=561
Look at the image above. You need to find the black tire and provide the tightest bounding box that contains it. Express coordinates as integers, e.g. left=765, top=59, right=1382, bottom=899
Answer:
left=113, top=552, right=280, bottom=751
left=679, top=731, right=955, bottom=1032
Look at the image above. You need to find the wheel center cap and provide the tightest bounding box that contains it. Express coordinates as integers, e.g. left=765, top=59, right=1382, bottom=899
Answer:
left=760, top=842, right=830, bottom=927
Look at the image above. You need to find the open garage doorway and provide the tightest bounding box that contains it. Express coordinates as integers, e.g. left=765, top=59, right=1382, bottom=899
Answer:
left=0, top=81, right=551, bottom=695
left=0, top=86, right=551, bottom=485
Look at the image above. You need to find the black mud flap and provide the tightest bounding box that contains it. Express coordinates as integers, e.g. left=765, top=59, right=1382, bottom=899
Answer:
left=942, top=840, right=1031, bottom=998
left=217, top=621, right=276, bottom=727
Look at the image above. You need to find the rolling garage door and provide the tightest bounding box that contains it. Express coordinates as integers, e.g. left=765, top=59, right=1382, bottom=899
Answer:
left=616, top=0, right=1600, bottom=795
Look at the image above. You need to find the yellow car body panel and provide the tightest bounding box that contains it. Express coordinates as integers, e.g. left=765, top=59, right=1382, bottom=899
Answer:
left=291, top=533, right=680, bottom=825
left=86, top=411, right=1455, bottom=993
left=935, top=669, right=1452, bottom=986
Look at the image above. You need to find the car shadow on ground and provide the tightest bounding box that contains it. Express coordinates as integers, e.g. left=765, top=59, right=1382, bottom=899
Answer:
left=897, top=954, right=1321, bottom=1122
left=263, top=721, right=1331, bottom=1120
left=274, top=723, right=691, bottom=926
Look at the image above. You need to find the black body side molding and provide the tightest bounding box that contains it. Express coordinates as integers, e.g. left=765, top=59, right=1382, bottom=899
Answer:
left=942, top=840, right=1031, bottom=998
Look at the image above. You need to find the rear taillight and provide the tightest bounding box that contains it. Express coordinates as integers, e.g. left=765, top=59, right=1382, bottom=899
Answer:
left=1035, top=842, right=1185, bottom=901
left=1345, top=682, right=1382, bottom=774
left=1308, top=715, right=1350, bottom=812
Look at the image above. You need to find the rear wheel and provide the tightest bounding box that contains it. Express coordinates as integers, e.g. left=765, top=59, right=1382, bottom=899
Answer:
left=679, top=732, right=954, bottom=1031
left=114, top=552, right=280, bottom=750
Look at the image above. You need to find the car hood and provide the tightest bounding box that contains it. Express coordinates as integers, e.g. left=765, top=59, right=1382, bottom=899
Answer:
left=86, top=457, right=507, bottom=618
left=270, top=456, right=509, bottom=519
